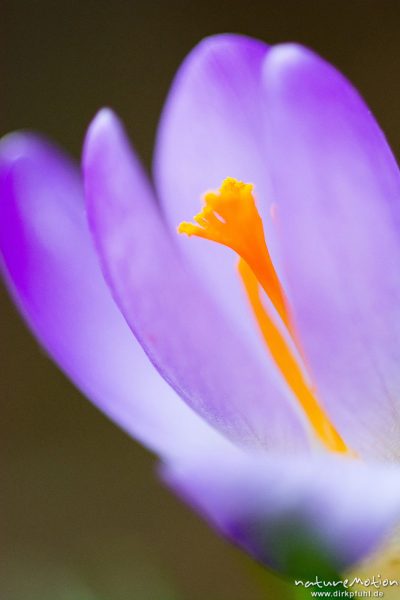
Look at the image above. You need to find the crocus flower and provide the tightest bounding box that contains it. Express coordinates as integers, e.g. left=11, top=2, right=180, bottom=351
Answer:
left=2, top=34, right=400, bottom=578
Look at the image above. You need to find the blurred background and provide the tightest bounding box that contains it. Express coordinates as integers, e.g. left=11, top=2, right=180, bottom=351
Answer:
left=2, top=1, right=400, bottom=598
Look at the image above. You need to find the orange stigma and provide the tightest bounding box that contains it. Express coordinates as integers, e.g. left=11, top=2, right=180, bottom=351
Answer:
left=178, top=177, right=351, bottom=455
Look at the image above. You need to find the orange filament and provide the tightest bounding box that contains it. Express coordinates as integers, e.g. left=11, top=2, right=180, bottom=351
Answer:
left=238, top=258, right=348, bottom=453
left=178, top=177, right=350, bottom=455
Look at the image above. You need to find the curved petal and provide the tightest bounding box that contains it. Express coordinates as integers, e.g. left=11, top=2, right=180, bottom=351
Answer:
left=83, top=109, right=308, bottom=453
left=163, top=448, right=400, bottom=576
left=153, top=34, right=275, bottom=361
left=262, top=44, right=400, bottom=458
left=0, top=131, right=230, bottom=461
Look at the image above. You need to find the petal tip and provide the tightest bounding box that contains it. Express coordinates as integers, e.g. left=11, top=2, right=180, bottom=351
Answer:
left=0, top=132, right=41, bottom=169
left=83, top=107, right=123, bottom=163
left=82, top=110, right=131, bottom=205
left=198, top=32, right=260, bottom=52
left=263, top=42, right=313, bottom=79
left=186, top=33, right=268, bottom=74
left=92, top=107, right=120, bottom=131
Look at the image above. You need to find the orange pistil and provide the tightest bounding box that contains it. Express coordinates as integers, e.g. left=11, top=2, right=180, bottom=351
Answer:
left=178, top=177, right=351, bottom=455
left=179, top=178, right=292, bottom=335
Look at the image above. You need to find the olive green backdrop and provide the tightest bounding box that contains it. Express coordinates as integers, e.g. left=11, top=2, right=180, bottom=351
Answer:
left=2, top=1, right=399, bottom=599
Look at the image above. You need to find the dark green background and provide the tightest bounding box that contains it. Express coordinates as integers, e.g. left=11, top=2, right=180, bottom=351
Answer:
left=2, top=1, right=399, bottom=598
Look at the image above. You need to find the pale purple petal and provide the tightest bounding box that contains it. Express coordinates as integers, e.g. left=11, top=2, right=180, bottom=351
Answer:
left=164, top=447, right=400, bottom=574
left=83, top=109, right=308, bottom=452
left=0, top=132, right=231, bottom=461
left=262, top=44, right=400, bottom=458
left=153, top=34, right=275, bottom=362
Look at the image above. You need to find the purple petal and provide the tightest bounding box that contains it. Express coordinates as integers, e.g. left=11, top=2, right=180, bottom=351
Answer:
left=83, top=108, right=308, bottom=452
left=164, top=448, right=400, bottom=575
left=153, top=34, right=274, bottom=361
left=262, top=44, right=400, bottom=458
left=0, top=132, right=230, bottom=461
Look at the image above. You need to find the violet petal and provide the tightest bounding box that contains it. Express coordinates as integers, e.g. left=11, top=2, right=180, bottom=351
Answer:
left=153, top=34, right=275, bottom=362
left=262, top=44, right=400, bottom=458
left=0, top=132, right=229, bottom=461
left=164, top=447, right=400, bottom=575
left=83, top=109, right=308, bottom=452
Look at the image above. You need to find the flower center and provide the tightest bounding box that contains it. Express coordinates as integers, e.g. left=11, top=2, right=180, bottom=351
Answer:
left=178, top=177, right=350, bottom=455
